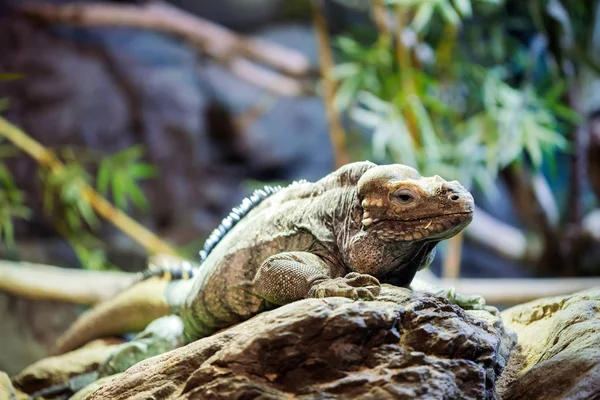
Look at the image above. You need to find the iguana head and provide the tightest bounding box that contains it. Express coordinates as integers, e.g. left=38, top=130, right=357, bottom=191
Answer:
left=356, top=164, right=473, bottom=242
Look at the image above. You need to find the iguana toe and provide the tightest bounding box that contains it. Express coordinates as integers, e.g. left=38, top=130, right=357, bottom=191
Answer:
left=309, top=273, right=381, bottom=300
left=343, top=272, right=381, bottom=289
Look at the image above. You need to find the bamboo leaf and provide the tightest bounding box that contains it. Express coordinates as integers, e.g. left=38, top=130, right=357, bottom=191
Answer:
left=128, top=163, right=158, bottom=180
left=412, top=3, right=435, bottom=33
left=452, top=0, right=472, bottom=17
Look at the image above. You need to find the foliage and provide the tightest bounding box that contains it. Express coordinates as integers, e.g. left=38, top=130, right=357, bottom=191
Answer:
left=333, top=0, right=584, bottom=193
left=0, top=138, right=157, bottom=269
left=96, top=145, right=158, bottom=211
left=0, top=161, right=31, bottom=246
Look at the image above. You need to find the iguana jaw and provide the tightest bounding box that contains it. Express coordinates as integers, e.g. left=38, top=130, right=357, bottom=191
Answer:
left=361, top=211, right=473, bottom=242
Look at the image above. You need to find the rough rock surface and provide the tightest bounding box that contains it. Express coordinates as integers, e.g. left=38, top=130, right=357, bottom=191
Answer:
left=498, top=288, right=600, bottom=400
left=88, top=285, right=515, bottom=400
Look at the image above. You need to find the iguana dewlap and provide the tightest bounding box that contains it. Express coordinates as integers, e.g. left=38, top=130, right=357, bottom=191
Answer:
left=54, top=161, right=474, bottom=355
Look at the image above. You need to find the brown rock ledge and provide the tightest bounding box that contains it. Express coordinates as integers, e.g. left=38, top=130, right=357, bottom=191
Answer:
left=87, top=285, right=515, bottom=399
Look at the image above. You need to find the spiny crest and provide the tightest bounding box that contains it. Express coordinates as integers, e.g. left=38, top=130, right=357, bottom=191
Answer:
left=199, top=180, right=308, bottom=262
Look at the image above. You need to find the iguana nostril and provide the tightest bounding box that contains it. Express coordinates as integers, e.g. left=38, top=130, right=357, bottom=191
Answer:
left=450, top=194, right=460, bottom=201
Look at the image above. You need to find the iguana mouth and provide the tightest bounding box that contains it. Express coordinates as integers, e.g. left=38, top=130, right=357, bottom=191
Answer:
left=362, top=211, right=473, bottom=229
left=361, top=211, right=473, bottom=241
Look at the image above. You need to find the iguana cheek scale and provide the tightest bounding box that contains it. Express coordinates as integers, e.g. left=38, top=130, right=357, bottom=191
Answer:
left=52, top=161, right=474, bottom=372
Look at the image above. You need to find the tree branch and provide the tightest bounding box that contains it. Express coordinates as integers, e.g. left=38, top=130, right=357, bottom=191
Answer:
left=465, top=206, right=542, bottom=263
left=0, top=260, right=136, bottom=305
left=0, top=117, right=177, bottom=256
left=19, top=1, right=315, bottom=96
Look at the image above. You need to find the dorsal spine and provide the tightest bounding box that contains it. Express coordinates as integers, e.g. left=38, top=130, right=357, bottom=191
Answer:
left=135, top=180, right=308, bottom=283
left=199, top=180, right=308, bottom=262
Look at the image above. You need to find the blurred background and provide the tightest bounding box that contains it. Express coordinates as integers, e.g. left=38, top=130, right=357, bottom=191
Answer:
left=0, top=0, right=599, bottom=374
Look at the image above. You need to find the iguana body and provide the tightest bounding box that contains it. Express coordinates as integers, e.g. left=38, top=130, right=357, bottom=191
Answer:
left=54, top=162, right=475, bottom=370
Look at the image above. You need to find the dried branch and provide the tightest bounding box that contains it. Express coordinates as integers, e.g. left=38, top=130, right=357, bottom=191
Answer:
left=372, top=0, right=391, bottom=42
left=442, top=233, right=463, bottom=279
left=3, top=258, right=597, bottom=307
left=0, top=117, right=177, bottom=256
left=310, top=0, right=350, bottom=168
left=416, top=269, right=600, bottom=305
left=0, top=259, right=135, bottom=305
left=19, top=1, right=315, bottom=96
left=465, top=207, right=542, bottom=263
left=443, top=277, right=600, bottom=305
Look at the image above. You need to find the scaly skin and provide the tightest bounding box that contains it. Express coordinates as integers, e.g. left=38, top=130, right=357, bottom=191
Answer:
left=54, top=161, right=475, bottom=374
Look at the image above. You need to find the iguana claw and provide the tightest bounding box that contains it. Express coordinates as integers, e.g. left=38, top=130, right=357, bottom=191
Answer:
left=309, top=273, right=381, bottom=300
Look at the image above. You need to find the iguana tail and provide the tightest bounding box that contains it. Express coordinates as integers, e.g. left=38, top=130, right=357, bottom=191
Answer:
left=52, top=277, right=171, bottom=355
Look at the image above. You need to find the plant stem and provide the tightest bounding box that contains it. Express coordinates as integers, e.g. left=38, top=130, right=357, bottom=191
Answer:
left=310, top=0, right=350, bottom=169
left=393, top=5, right=420, bottom=145
left=19, top=2, right=314, bottom=96
left=0, top=116, right=177, bottom=256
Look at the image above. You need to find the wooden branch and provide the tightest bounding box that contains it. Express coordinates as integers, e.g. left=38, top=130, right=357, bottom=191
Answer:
left=0, top=260, right=136, bottom=305
left=372, top=0, right=391, bottom=41
left=416, top=269, right=600, bottom=305
left=442, top=232, right=463, bottom=279
left=3, top=258, right=596, bottom=307
left=465, top=207, right=542, bottom=263
left=310, top=0, right=350, bottom=168
left=19, top=1, right=315, bottom=96
left=0, top=117, right=177, bottom=256
left=441, top=277, right=600, bottom=305
left=229, top=58, right=310, bottom=96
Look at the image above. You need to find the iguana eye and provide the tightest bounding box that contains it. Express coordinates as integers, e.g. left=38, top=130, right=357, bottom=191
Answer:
left=393, top=189, right=417, bottom=204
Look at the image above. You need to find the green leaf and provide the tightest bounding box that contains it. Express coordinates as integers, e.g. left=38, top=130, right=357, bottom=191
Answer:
left=452, top=0, right=472, bottom=17
left=127, top=182, right=149, bottom=211
left=330, top=63, right=360, bottom=81
left=408, top=94, right=440, bottom=161
left=96, top=161, right=111, bottom=195
left=0, top=73, right=24, bottom=81
left=129, top=163, right=158, bottom=179
left=437, top=1, right=461, bottom=26
left=334, top=74, right=363, bottom=110
left=412, top=3, right=436, bottom=33
left=112, top=174, right=127, bottom=210
left=524, top=119, right=543, bottom=168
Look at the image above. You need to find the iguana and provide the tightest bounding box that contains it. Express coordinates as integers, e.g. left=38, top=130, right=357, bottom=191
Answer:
left=52, top=161, right=476, bottom=376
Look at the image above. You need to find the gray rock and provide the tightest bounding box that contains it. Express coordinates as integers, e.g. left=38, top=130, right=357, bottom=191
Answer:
left=0, top=14, right=335, bottom=246
left=0, top=293, right=79, bottom=376
left=498, top=288, right=600, bottom=400
left=87, top=285, right=515, bottom=399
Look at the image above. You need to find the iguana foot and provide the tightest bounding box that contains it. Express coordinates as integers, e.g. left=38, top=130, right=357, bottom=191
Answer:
left=409, top=278, right=499, bottom=316
left=98, top=315, right=185, bottom=376
left=309, top=272, right=381, bottom=300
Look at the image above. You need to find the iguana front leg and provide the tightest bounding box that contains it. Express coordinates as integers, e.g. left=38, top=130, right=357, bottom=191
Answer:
left=252, top=251, right=381, bottom=305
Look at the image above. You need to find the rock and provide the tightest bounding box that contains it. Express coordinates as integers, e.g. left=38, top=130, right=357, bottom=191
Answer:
left=87, top=285, right=514, bottom=399
left=0, top=372, right=15, bottom=400
left=0, top=293, right=80, bottom=376
left=0, top=14, right=335, bottom=247
left=0, top=371, right=26, bottom=400
left=70, top=373, right=123, bottom=400
left=12, top=339, right=123, bottom=395
left=498, top=288, right=600, bottom=400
